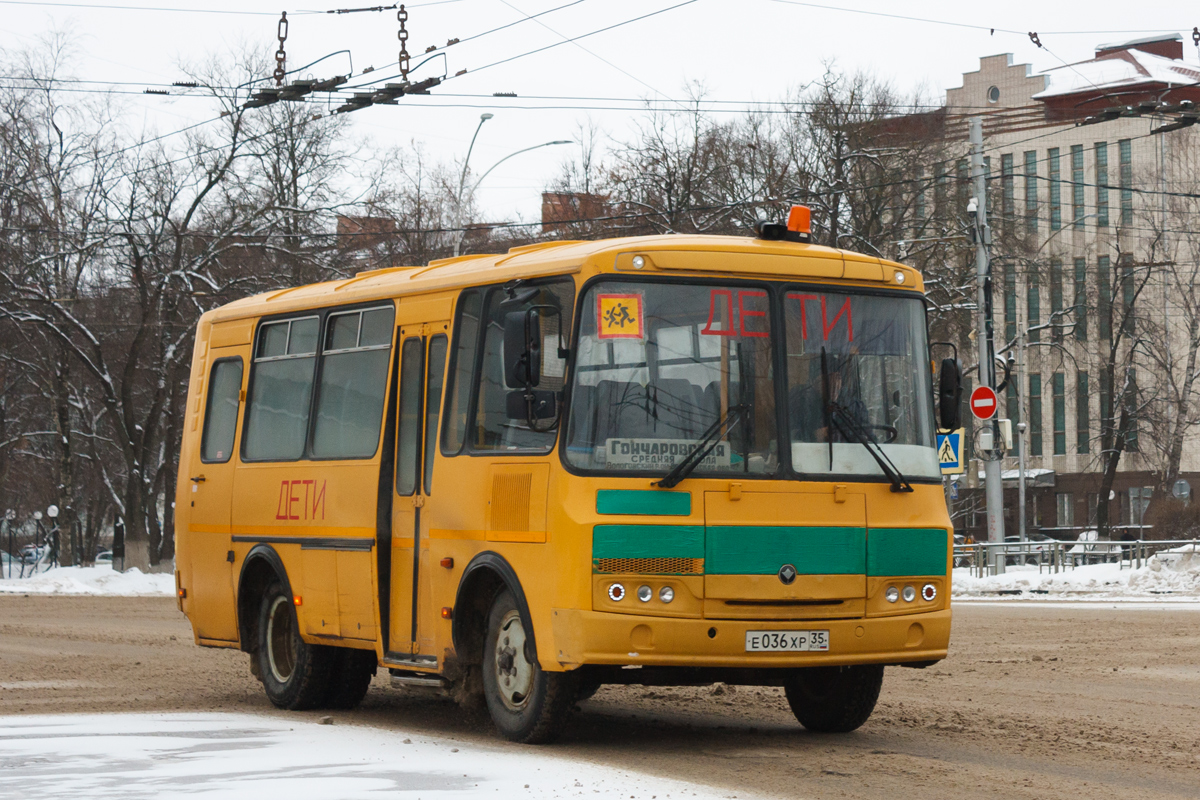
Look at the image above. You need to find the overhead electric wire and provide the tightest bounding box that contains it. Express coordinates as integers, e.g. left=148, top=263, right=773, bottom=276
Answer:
left=765, top=0, right=1190, bottom=38
left=0, top=0, right=457, bottom=13
left=449, top=0, right=700, bottom=79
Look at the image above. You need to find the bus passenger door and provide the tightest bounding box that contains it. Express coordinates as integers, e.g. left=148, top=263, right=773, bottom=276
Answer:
left=389, top=321, right=449, bottom=660
left=188, top=351, right=246, bottom=641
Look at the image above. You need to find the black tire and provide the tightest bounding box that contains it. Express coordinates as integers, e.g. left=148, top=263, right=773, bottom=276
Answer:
left=481, top=590, right=577, bottom=744
left=783, top=664, right=884, bottom=733
left=325, top=648, right=377, bottom=710
left=256, top=581, right=335, bottom=710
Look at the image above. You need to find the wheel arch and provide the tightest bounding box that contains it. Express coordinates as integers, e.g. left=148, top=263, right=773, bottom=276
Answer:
left=237, top=544, right=294, bottom=654
left=453, top=551, right=537, bottom=667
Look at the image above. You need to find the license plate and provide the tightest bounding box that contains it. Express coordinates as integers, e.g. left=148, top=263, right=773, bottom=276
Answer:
left=745, top=630, right=830, bottom=652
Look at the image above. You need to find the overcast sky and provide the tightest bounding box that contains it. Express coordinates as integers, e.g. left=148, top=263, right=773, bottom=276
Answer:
left=2, top=0, right=1196, bottom=223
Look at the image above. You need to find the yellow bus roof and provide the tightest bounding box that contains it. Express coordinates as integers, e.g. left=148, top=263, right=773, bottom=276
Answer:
left=205, top=234, right=921, bottom=324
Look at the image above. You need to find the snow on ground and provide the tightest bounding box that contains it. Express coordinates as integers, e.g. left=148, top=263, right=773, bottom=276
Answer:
left=0, top=564, right=174, bottom=596
left=953, top=549, right=1200, bottom=600
left=0, top=712, right=755, bottom=800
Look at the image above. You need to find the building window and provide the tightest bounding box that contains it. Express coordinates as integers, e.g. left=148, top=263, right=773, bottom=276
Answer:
left=1028, top=280, right=1041, bottom=343
left=1086, top=493, right=1098, bottom=526
left=1001, top=153, right=1015, bottom=221
left=1029, top=373, right=1043, bottom=456
left=1119, top=139, right=1133, bottom=224
left=1129, top=487, right=1152, bottom=528
left=1006, top=381, right=1020, bottom=426
left=1095, top=142, right=1109, bottom=227
left=1004, top=263, right=1017, bottom=342
left=1076, top=371, right=1090, bottom=454
left=956, top=158, right=969, bottom=207
left=1050, top=259, right=1063, bottom=343
left=934, top=162, right=948, bottom=213
left=1099, top=370, right=1112, bottom=438
left=1024, top=150, right=1038, bottom=233
left=914, top=167, right=926, bottom=221
left=987, top=85, right=1000, bottom=103
left=1074, top=257, right=1087, bottom=340
left=1071, top=144, right=1085, bottom=226
left=1126, top=368, right=1139, bottom=451
left=1048, top=148, right=1061, bottom=231
left=1120, top=257, right=1136, bottom=335
left=1056, top=492, right=1074, bottom=527
left=1052, top=372, right=1066, bottom=455
left=1098, top=255, right=1112, bottom=340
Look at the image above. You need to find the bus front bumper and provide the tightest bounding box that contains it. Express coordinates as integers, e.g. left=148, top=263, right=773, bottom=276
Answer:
left=549, top=607, right=951, bottom=670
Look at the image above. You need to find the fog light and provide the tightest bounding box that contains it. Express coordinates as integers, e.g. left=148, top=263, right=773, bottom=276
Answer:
left=637, top=585, right=652, bottom=602
left=922, top=583, right=937, bottom=601
left=659, top=586, right=674, bottom=603
left=631, top=255, right=646, bottom=269
left=885, top=585, right=899, bottom=603
left=608, top=583, right=626, bottom=601
left=902, top=584, right=917, bottom=602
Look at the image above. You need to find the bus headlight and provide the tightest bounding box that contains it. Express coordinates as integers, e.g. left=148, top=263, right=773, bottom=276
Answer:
left=636, top=585, right=652, bottom=602
left=608, top=583, right=626, bottom=601
left=658, top=586, right=674, bottom=603
left=902, top=584, right=917, bottom=602
left=885, top=585, right=899, bottom=603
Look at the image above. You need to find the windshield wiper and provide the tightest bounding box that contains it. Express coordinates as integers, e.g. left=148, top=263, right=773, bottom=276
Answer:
left=656, top=403, right=749, bottom=489
left=829, top=405, right=914, bottom=493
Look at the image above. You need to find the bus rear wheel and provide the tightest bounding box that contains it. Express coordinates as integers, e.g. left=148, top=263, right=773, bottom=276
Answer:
left=783, top=664, right=884, bottom=733
left=257, top=581, right=334, bottom=710
left=481, top=590, right=577, bottom=744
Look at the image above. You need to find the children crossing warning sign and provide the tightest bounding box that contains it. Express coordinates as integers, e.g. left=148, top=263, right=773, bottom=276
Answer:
left=937, top=428, right=965, bottom=475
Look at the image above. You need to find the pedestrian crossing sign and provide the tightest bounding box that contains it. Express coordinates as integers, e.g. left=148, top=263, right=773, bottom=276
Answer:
left=937, top=428, right=965, bottom=474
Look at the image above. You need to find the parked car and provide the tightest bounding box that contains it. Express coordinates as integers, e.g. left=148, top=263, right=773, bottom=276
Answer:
left=1002, top=534, right=1054, bottom=565
left=94, top=551, right=113, bottom=566
left=19, top=544, right=45, bottom=564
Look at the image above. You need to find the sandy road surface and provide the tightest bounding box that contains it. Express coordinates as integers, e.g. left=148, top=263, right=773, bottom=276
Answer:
left=1, top=596, right=1198, bottom=799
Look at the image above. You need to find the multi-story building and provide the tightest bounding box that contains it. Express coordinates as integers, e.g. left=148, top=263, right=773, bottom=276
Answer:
left=936, top=34, right=1200, bottom=540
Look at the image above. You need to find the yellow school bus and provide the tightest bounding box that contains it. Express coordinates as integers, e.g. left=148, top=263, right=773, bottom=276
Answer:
left=175, top=209, right=957, bottom=743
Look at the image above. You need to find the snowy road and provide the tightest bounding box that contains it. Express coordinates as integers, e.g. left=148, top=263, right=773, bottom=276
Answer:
left=2, top=596, right=1198, bottom=800
left=0, top=713, right=745, bottom=800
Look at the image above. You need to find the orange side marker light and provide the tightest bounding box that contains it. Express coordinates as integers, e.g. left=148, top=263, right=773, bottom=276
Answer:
left=441, top=607, right=453, bottom=620
left=440, top=557, right=454, bottom=569
left=293, top=596, right=303, bottom=606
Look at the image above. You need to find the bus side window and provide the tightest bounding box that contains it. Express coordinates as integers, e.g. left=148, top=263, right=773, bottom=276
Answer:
left=472, top=279, right=574, bottom=452
left=311, top=306, right=395, bottom=459
left=396, top=338, right=425, bottom=496
left=423, top=335, right=447, bottom=495
left=441, top=290, right=483, bottom=455
left=243, top=317, right=319, bottom=461
left=201, top=358, right=243, bottom=463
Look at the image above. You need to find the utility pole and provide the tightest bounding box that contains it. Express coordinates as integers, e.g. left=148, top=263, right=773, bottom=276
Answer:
left=969, top=117, right=1006, bottom=572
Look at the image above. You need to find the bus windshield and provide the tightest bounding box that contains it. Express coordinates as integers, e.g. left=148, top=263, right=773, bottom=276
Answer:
left=564, top=281, right=778, bottom=476
left=784, top=290, right=939, bottom=480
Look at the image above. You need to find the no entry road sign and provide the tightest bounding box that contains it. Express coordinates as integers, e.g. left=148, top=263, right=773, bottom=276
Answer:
left=969, top=386, right=998, bottom=420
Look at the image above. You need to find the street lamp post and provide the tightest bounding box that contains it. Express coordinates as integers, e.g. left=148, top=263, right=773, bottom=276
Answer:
left=453, top=113, right=494, bottom=258
left=451, top=123, right=572, bottom=256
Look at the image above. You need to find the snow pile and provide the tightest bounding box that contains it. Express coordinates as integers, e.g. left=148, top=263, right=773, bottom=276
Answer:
left=0, top=564, right=174, bottom=596
left=0, top=712, right=755, bottom=800
left=953, top=552, right=1200, bottom=599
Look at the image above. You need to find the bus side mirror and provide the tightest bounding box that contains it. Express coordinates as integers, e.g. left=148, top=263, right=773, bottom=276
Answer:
left=938, top=358, right=962, bottom=430
left=503, top=310, right=541, bottom=389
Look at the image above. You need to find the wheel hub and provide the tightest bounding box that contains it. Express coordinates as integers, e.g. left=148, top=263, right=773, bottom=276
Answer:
left=493, top=610, right=533, bottom=711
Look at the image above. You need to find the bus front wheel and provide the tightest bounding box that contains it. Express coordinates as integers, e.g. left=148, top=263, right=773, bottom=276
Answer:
left=783, top=664, right=884, bottom=733
left=257, top=581, right=335, bottom=710
left=481, top=590, right=577, bottom=744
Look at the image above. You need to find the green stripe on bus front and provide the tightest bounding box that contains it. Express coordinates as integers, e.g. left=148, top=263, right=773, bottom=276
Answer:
left=592, top=525, right=705, bottom=559
left=596, top=490, right=691, bottom=516
left=866, top=528, right=948, bottom=576
left=705, top=526, right=867, bottom=575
